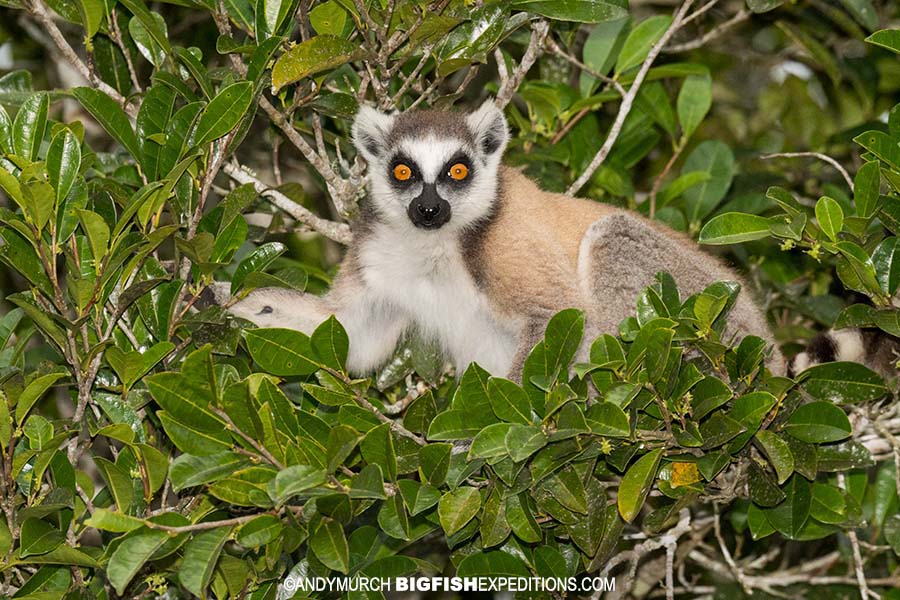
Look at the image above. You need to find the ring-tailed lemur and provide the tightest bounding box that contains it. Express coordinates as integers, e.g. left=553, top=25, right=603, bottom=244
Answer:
left=790, top=329, right=899, bottom=377
left=227, top=100, right=786, bottom=379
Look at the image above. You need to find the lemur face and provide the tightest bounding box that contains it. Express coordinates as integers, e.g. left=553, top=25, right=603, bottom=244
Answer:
left=352, top=100, right=509, bottom=233
left=227, top=287, right=302, bottom=329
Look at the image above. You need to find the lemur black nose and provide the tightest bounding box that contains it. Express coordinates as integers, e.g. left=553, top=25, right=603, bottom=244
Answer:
left=415, top=202, right=442, bottom=220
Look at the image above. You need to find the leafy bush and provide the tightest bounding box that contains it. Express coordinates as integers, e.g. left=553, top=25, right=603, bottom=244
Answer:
left=1, top=0, right=900, bottom=598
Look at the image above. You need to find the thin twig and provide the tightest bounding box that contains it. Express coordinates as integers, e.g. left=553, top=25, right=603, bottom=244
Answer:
left=109, top=9, right=142, bottom=93
left=545, top=36, right=626, bottom=97
left=567, top=0, right=697, bottom=195
left=27, top=0, right=138, bottom=117
left=649, top=141, right=686, bottom=218
left=495, top=20, right=550, bottom=109
left=145, top=513, right=269, bottom=534
left=682, top=0, right=720, bottom=25
left=713, top=504, right=751, bottom=594
left=223, top=162, right=353, bottom=244
left=837, top=473, right=878, bottom=600
left=760, top=152, right=855, bottom=191
left=666, top=8, right=751, bottom=53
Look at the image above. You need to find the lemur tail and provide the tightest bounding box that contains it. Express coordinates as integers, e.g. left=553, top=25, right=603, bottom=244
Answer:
left=789, top=328, right=900, bottom=377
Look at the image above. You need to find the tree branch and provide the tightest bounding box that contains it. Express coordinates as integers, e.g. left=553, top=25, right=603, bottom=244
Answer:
left=665, top=7, right=751, bottom=53
left=223, top=162, right=354, bottom=244
left=494, top=20, right=550, bottom=109
left=761, top=152, right=855, bottom=191
left=567, top=0, right=697, bottom=196
left=27, top=0, right=138, bottom=117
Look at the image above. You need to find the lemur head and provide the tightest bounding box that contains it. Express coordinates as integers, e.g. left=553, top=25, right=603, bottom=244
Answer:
left=352, top=100, right=509, bottom=233
left=226, top=287, right=309, bottom=330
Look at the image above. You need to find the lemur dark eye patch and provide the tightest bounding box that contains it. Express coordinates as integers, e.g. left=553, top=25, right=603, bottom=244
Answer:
left=258, top=306, right=273, bottom=315
left=388, top=154, right=419, bottom=186
left=442, top=153, right=473, bottom=183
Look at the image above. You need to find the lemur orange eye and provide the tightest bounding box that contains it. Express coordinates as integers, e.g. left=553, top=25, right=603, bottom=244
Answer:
left=449, top=163, right=469, bottom=180
left=393, top=164, right=412, bottom=181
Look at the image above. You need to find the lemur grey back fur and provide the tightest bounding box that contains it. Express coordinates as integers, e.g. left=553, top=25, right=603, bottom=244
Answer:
left=227, top=100, right=786, bottom=380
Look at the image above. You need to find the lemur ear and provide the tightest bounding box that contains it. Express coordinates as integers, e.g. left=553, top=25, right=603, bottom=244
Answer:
left=352, top=105, right=395, bottom=163
left=466, top=99, right=509, bottom=158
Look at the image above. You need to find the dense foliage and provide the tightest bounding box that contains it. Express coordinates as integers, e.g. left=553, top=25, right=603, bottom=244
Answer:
left=0, top=0, right=899, bottom=598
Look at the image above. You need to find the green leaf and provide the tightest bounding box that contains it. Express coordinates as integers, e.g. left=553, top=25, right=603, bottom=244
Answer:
left=106, top=341, right=174, bottom=390
left=785, top=402, right=852, bottom=443
left=418, top=443, right=451, bottom=487
left=683, top=140, right=735, bottom=223
left=873, top=237, right=900, bottom=295
left=12, top=92, right=48, bottom=162
left=764, top=475, right=811, bottom=539
left=885, top=513, right=900, bottom=556
left=698, top=212, right=771, bottom=245
left=866, top=29, right=900, bottom=54
left=180, top=526, right=232, bottom=596
left=85, top=508, right=145, bottom=533
left=244, top=328, right=319, bottom=376
left=0, top=105, right=11, bottom=153
left=269, top=465, right=327, bottom=503
left=835, top=240, right=882, bottom=298
left=469, top=423, right=513, bottom=460
left=71, top=87, right=141, bottom=160
left=755, top=431, right=794, bottom=484
left=505, top=424, right=548, bottom=462
left=584, top=402, right=630, bottom=437
left=615, top=16, right=672, bottom=75
left=487, top=377, right=532, bottom=424
left=511, top=0, right=628, bottom=23
left=19, top=518, right=63, bottom=557
left=798, top=361, right=887, bottom=404
left=78, top=0, right=105, bottom=40
left=815, top=196, right=843, bottom=242
left=439, top=487, right=481, bottom=536
left=677, top=72, right=711, bottom=140
left=854, top=161, right=880, bottom=218
left=193, top=82, right=253, bottom=146
left=170, top=452, right=252, bottom=491
left=360, top=423, right=397, bottom=481
left=77, top=209, right=110, bottom=267
left=505, top=493, right=542, bottom=542
left=129, top=13, right=167, bottom=67
left=545, top=468, right=588, bottom=514
left=810, top=483, right=847, bottom=524
left=311, top=316, right=349, bottom=372
left=480, top=489, right=511, bottom=548
left=617, top=448, right=662, bottom=523
left=231, top=242, right=286, bottom=293
left=119, top=0, right=172, bottom=55
left=427, top=409, right=496, bottom=440
left=580, top=17, right=628, bottom=93
left=350, top=464, right=386, bottom=500
left=46, top=129, right=80, bottom=204
left=107, top=529, right=169, bottom=594
left=699, top=412, right=745, bottom=449
left=236, top=515, right=283, bottom=548
left=310, top=518, right=349, bottom=573
left=854, top=130, right=900, bottom=171
left=691, top=376, right=733, bottom=420
left=95, top=457, right=134, bottom=512
left=433, top=5, right=508, bottom=76
left=15, top=372, right=66, bottom=425
left=271, top=35, right=361, bottom=92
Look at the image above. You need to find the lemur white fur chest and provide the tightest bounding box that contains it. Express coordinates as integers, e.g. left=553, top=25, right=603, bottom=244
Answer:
left=357, top=224, right=519, bottom=375
left=226, top=100, right=786, bottom=379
